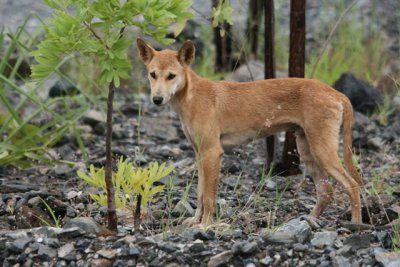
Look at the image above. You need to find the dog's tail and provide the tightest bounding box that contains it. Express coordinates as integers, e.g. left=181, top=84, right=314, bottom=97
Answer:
left=342, top=98, right=363, bottom=186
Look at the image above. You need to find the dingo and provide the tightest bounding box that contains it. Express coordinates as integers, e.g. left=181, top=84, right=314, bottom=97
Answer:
left=137, top=38, right=363, bottom=227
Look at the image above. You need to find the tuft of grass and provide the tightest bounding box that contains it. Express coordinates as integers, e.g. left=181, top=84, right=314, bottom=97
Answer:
left=393, top=225, right=400, bottom=251
left=306, top=0, right=388, bottom=85
left=0, top=16, right=89, bottom=168
left=371, top=93, right=394, bottom=126
left=37, top=197, right=61, bottom=228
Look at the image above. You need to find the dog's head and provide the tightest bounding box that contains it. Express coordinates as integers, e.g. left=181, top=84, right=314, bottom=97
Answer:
left=137, top=38, right=195, bottom=106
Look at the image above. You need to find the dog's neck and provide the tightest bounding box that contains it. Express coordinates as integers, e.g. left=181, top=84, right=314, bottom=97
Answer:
left=171, top=68, right=198, bottom=112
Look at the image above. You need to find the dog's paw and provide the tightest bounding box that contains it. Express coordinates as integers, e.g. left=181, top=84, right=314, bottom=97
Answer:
left=183, top=216, right=201, bottom=226
left=300, top=215, right=321, bottom=230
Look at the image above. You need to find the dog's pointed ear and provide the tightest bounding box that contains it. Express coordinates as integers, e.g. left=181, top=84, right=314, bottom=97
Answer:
left=137, top=38, right=155, bottom=64
left=178, top=40, right=195, bottom=66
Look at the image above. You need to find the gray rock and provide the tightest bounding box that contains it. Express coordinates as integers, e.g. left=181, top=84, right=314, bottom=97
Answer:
left=75, top=203, right=85, bottom=211
left=280, top=218, right=312, bottom=243
left=337, top=245, right=352, bottom=256
left=259, top=256, right=273, bottom=266
left=229, top=60, right=264, bottom=82
left=374, top=248, right=400, bottom=267
left=333, top=255, right=352, bottom=267
left=391, top=94, right=400, bottom=112
left=208, top=250, right=233, bottom=267
left=265, top=176, right=288, bottom=192
left=63, top=217, right=99, bottom=235
left=386, top=205, right=400, bottom=221
left=32, top=226, right=62, bottom=238
left=37, top=243, right=57, bottom=260
left=189, top=240, right=205, bottom=253
left=128, top=247, right=140, bottom=257
left=263, top=231, right=297, bottom=244
left=232, top=241, right=258, bottom=255
left=53, top=164, right=73, bottom=176
left=97, top=248, right=117, bottom=260
left=311, top=231, right=338, bottom=248
left=66, top=191, right=79, bottom=200
left=6, top=237, right=32, bottom=252
left=293, top=243, right=309, bottom=252
left=58, top=243, right=76, bottom=261
left=4, top=229, right=29, bottom=239
left=343, top=233, right=372, bottom=251
left=93, top=122, right=107, bottom=135
left=83, top=110, right=106, bottom=127
left=76, top=238, right=92, bottom=251
left=172, top=199, right=194, bottom=217
left=65, top=206, right=76, bottom=218
left=367, top=137, right=384, bottom=150
left=44, top=237, right=60, bottom=248
left=376, top=231, right=393, bottom=249
left=58, top=227, right=85, bottom=238
left=90, top=258, right=112, bottom=267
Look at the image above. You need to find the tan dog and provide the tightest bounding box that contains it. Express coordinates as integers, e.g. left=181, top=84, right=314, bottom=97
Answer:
left=137, top=38, right=363, bottom=227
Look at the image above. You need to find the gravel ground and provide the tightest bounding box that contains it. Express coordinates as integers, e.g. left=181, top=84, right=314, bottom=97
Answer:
left=0, top=89, right=399, bottom=266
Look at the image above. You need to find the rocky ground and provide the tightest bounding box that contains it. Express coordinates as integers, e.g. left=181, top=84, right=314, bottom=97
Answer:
left=0, top=74, right=400, bottom=266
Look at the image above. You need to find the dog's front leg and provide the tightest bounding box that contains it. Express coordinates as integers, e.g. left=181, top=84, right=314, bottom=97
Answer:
left=185, top=146, right=223, bottom=227
left=183, top=154, right=205, bottom=226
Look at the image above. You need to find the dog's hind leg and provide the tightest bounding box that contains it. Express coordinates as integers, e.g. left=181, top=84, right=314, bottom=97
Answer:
left=296, top=130, right=333, bottom=218
left=304, top=122, right=362, bottom=224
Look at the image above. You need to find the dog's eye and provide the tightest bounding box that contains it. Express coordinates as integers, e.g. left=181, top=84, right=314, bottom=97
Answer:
left=167, top=73, right=176, bottom=80
left=150, top=72, right=156, bottom=79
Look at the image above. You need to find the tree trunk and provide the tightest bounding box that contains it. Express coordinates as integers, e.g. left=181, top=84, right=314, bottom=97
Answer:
left=281, top=0, right=305, bottom=176
left=248, top=0, right=264, bottom=59
left=213, top=0, right=233, bottom=72
left=105, top=82, right=118, bottom=232
left=264, top=0, right=276, bottom=169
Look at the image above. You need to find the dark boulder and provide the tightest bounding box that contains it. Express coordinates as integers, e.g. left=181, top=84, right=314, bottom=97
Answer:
left=332, top=73, right=383, bottom=114
left=49, top=79, right=79, bottom=98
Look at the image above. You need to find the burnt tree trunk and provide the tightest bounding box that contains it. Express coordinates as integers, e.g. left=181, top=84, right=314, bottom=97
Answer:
left=248, top=0, right=264, bottom=59
left=213, top=0, right=233, bottom=72
left=264, top=0, right=276, bottom=169
left=105, top=82, right=118, bottom=232
left=281, top=0, right=305, bottom=175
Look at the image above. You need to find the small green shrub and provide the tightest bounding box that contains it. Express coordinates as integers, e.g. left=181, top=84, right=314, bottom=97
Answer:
left=77, top=157, right=174, bottom=210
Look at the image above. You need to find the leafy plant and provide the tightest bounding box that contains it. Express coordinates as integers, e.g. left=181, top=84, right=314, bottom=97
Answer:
left=32, top=0, right=192, bottom=232
left=0, top=16, right=88, bottom=168
left=78, top=157, right=174, bottom=228
left=31, top=0, right=192, bottom=85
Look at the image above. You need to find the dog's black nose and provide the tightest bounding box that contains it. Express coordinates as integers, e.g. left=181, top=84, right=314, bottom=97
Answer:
left=153, top=96, right=164, bottom=105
